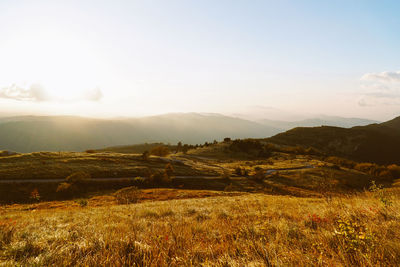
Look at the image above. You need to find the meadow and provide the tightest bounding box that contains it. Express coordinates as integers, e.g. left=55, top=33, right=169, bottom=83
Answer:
left=1, top=188, right=399, bottom=266
left=1, top=141, right=400, bottom=265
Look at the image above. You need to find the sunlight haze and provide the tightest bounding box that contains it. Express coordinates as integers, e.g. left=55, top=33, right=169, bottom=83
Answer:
left=1, top=0, right=399, bottom=120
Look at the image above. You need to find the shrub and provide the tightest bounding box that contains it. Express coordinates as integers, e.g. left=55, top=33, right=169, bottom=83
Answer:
left=221, top=169, right=231, bottom=180
left=56, top=182, right=74, bottom=196
left=369, top=181, right=393, bottom=208
left=66, top=172, right=91, bottom=183
left=165, top=163, right=174, bottom=179
left=325, top=156, right=356, bottom=169
left=0, top=219, right=16, bottom=248
left=235, top=167, right=243, bottom=176
left=75, top=199, right=88, bottom=207
left=253, top=167, right=265, bottom=182
left=114, top=186, right=141, bottom=204
left=224, top=183, right=236, bottom=192
left=150, top=146, right=170, bottom=157
left=333, top=219, right=376, bottom=257
left=387, top=164, right=400, bottom=178
left=229, top=139, right=263, bottom=153
left=29, top=189, right=40, bottom=202
left=133, top=176, right=146, bottom=185
left=141, top=150, right=150, bottom=161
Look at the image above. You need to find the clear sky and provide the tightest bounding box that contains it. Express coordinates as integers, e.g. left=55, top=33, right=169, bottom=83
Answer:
left=0, top=0, right=399, bottom=121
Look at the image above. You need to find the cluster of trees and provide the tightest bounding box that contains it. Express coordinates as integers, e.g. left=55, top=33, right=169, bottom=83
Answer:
left=325, top=156, right=400, bottom=180
left=228, top=139, right=272, bottom=158
left=56, top=171, right=92, bottom=197
left=141, top=140, right=221, bottom=159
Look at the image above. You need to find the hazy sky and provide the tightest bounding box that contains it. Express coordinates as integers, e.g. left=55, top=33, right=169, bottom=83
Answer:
left=0, top=0, right=399, bottom=121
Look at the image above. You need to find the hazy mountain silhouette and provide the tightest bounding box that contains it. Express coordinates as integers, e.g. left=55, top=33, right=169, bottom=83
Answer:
left=0, top=113, right=281, bottom=152
left=259, top=116, right=379, bottom=130
left=268, top=116, right=400, bottom=164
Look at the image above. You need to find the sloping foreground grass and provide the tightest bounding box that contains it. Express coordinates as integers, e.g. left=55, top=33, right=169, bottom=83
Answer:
left=1, top=192, right=400, bottom=266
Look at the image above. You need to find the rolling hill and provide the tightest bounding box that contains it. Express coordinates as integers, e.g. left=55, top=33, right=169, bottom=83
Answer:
left=0, top=113, right=281, bottom=152
left=258, top=115, right=379, bottom=130
left=268, top=116, right=400, bottom=164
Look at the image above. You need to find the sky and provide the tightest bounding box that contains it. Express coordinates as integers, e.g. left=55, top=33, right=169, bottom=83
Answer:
left=0, top=0, right=399, bottom=121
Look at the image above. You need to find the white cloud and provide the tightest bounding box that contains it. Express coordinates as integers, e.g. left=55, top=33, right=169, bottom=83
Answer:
left=0, top=83, right=48, bottom=102
left=0, top=83, right=103, bottom=102
left=361, top=71, right=400, bottom=83
left=359, top=71, right=400, bottom=107
left=84, top=87, right=103, bottom=102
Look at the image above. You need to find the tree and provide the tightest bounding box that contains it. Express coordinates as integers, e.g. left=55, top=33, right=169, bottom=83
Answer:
left=165, top=163, right=174, bottom=179
left=177, top=142, right=182, bottom=152
left=150, top=146, right=170, bottom=157
left=142, top=150, right=150, bottom=161
left=253, top=167, right=265, bottom=182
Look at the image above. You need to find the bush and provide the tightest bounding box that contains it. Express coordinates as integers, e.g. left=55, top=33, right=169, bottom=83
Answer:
left=387, top=164, right=400, bottom=178
left=75, top=199, right=88, bottom=207
left=221, top=169, right=231, bottom=180
left=150, top=146, right=170, bottom=157
left=165, top=163, right=174, bottom=179
left=229, top=139, right=263, bottom=153
left=253, top=167, right=265, bottom=182
left=56, top=182, right=73, bottom=195
left=29, top=189, right=40, bottom=202
left=141, top=150, right=150, bottom=161
left=235, top=167, right=243, bottom=176
left=65, top=172, right=91, bottom=183
left=325, top=156, right=356, bottom=169
left=114, top=186, right=141, bottom=204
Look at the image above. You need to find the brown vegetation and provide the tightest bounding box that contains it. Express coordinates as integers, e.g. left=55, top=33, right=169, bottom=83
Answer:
left=0, top=190, right=399, bottom=266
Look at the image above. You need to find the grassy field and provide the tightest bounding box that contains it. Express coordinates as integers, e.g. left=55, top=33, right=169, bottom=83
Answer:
left=1, top=141, right=399, bottom=265
left=1, top=188, right=399, bottom=266
left=0, top=151, right=216, bottom=181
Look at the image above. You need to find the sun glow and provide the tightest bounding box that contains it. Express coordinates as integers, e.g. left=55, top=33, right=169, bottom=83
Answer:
left=1, top=25, right=106, bottom=101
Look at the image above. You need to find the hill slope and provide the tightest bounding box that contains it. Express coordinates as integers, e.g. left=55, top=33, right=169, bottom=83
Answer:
left=0, top=113, right=280, bottom=152
left=268, top=116, right=400, bottom=164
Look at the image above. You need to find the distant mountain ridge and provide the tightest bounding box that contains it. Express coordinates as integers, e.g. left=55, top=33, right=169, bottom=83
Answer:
left=258, top=115, right=379, bottom=130
left=268, top=116, right=400, bottom=165
left=0, top=113, right=281, bottom=153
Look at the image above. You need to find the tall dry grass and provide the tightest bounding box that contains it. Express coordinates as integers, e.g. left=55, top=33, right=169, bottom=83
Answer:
left=1, top=191, right=399, bottom=266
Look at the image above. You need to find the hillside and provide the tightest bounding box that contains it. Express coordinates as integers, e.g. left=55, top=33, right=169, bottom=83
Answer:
left=268, top=116, right=400, bottom=164
left=0, top=113, right=280, bottom=152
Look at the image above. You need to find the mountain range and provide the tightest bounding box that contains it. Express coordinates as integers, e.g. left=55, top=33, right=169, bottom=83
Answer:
left=258, top=116, right=379, bottom=130
left=0, top=112, right=386, bottom=154
left=0, top=113, right=280, bottom=152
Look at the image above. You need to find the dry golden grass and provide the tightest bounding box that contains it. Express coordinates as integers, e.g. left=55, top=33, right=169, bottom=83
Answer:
left=1, top=189, right=399, bottom=266
left=0, top=152, right=214, bottom=181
